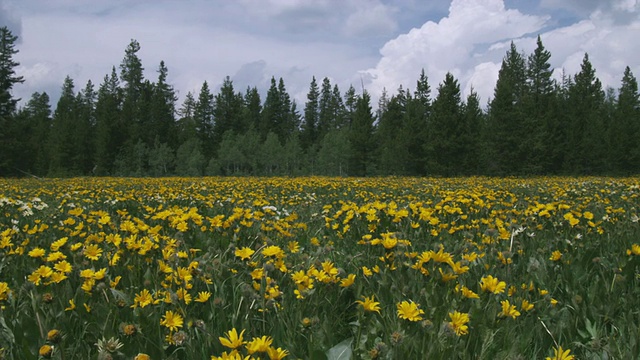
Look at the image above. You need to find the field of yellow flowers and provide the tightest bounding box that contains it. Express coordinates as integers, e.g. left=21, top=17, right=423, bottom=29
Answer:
left=0, top=177, right=639, bottom=359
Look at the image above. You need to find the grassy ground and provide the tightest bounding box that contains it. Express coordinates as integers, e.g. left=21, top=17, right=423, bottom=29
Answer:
left=0, top=176, right=638, bottom=359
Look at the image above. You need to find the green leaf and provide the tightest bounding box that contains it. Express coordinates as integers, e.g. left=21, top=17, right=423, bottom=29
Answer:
left=310, top=349, right=328, bottom=360
left=326, top=338, right=352, bottom=360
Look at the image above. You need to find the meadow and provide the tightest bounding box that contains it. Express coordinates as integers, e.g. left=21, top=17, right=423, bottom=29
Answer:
left=0, top=176, right=639, bottom=359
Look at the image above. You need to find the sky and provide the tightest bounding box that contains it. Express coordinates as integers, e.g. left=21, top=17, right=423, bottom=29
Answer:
left=2, top=0, right=640, bottom=110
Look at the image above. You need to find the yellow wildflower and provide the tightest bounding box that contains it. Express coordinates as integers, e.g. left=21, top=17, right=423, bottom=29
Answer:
left=396, top=300, right=424, bottom=321
left=132, top=289, right=153, bottom=308
left=549, top=250, right=562, bottom=261
left=448, top=311, right=470, bottom=336
left=499, top=300, right=521, bottom=319
left=339, top=274, right=356, bottom=287
left=219, top=328, right=246, bottom=349
left=83, top=244, right=102, bottom=261
left=546, top=346, right=575, bottom=360
left=521, top=299, right=534, bottom=311
left=246, top=335, right=273, bottom=354
left=355, top=295, right=381, bottom=314
left=160, top=310, right=184, bottom=332
left=195, top=291, right=212, bottom=303
left=480, top=275, right=506, bottom=294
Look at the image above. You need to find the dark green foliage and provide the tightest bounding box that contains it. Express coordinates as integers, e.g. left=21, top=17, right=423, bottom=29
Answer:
left=177, top=91, right=197, bottom=143
left=176, top=138, right=205, bottom=176
left=376, top=87, right=408, bottom=174
left=4, top=35, right=640, bottom=178
left=195, top=81, right=215, bottom=159
left=150, top=61, right=178, bottom=148
left=348, top=91, right=375, bottom=176
left=460, top=89, right=483, bottom=175
left=242, top=86, right=262, bottom=131
left=565, top=54, right=606, bottom=174
left=213, top=77, right=245, bottom=149
left=93, top=67, right=122, bottom=175
left=609, top=67, right=640, bottom=174
left=485, top=42, right=528, bottom=175
left=425, top=72, right=465, bottom=176
left=0, top=26, right=25, bottom=176
left=522, top=36, right=554, bottom=174
left=317, top=128, right=351, bottom=176
left=47, top=76, right=79, bottom=176
left=301, top=76, right=319, bottom=150
left=16, top=92, right=51, bottom=175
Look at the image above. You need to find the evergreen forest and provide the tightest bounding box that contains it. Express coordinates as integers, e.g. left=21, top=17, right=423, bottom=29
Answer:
left=1, top=26, right=639, bottom=178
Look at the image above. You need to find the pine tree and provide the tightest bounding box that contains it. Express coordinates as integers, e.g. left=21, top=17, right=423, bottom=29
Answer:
left=0, top=26, right=25, bottom=175
left=461, top=89, right=483, bottom=175
left=119, top=39, right=145, bottom=158
left=348, top=91, right=375, bottom=176
left=610, top=67, right=640, bottom=173
left=523, top=36, right=554, bottom=173
left=317, top=77, right=334, bottom=139
left=414, top=69, right=432, bottom=118
left=242, top=86, right=262, bottom=131
left=278, top=78, right=297, bottom=143
left=426, top=72, right=464, bottom=176
left=11, top=92, right=51, bottom=176
left=565, top=53, right=606, bottom=173
left=94, top=67, right=122, bottom=175
left=376, top=88, right=407, bottom=174
left=150, top=61, right=177, bottom=148
left=213, top=76, right=245, bottom=148
left=73, top=80, right=97, bottom=174
left=486, top=42, right=527, bottom=175
left=48, top=76, right=78, bottom=176
left=301, top=76, right=319, bottom=150
left=546, top=70, right=572, bottom=174
left=331, top=84, right=347, bottom=129
left=177, top=91, right=197, bottom=143
left=344, top=85, right=358, bottom=127
left=194, top=81, right=215, bottom=159
left=261, top=77, right=294, bottom=144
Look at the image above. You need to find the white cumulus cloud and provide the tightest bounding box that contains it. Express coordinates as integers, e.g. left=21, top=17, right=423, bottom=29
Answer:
left=362, top=0, right=640, bottom=105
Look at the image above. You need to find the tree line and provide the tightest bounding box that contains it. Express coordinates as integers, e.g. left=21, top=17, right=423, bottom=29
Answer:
left=1, top=26, right=639, bottom=177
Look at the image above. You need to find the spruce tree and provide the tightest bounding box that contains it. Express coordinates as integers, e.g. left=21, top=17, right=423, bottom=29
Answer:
left=486, top=42, right=527, bottom=175
left=524, top=36, right=554, bottom=173
left=119, top=39, right=145, bottom=160
left=73, top=80, right=97, bottom=174
left=48, top=76, right=78, bottom=176
left=301, top=76, right=320, bottom=150
left=461, top=89, right=483, bottom=175
left=213, top=77, right=245, bottom=147
left=566, top=54, right=606, bottom=173
left=317, top=77, right=334, bottom=139
left=177, top=92, right=197, bottom=143
left=194, top=81, right=215, bottom=159
left=22, top=92, right=52, bottom=175
left=94, top=67, right=122, bottom=175
left=331, top=84, right=347, bottom=129
left=348, top=91, right=375, bottom=176
left=376, top=88, right=407, bottom=174
left=610, top=67, right=640, bottom=173
left=242, top=86, right=262, bottom=131
left=150, top=61, right=177, bottom=148
left=261, top=77, right=287, bottom=143
left=426, top=72, right=464, bottom=176
left=0, top=26, right=25, bottom=175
